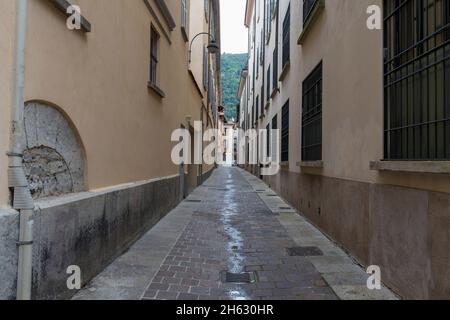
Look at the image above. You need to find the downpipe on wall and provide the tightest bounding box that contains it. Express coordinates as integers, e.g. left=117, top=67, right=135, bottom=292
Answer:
left=7, top=0, right=34, bottom=300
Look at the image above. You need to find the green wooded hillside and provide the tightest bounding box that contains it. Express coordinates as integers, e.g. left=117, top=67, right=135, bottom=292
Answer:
left=221, top=53, right=248, bottom=121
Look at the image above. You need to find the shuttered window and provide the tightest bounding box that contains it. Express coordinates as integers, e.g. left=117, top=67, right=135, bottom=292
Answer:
left=282, top=5, right=290, bottom=68
left=267, top=65, right=271, bottom=101
left=150, top=27, right=159, bottom=84
left=181, top=0, right=188, bottom=41
left=203, top=45, right=208, bottom=89
left=273, top=47, right=278, bottom=92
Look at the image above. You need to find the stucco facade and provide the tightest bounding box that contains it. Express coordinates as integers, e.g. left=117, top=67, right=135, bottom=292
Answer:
left=0, top=0, right=221, bottom=299
left=240, top=0, right=450, bottom=299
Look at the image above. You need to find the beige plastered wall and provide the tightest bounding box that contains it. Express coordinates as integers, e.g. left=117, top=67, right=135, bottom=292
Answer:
left=23, top=0, right=210, bottom=192
left=259, top=0, right=449, bottom=194
left=0, top=1, right=16, bottom=208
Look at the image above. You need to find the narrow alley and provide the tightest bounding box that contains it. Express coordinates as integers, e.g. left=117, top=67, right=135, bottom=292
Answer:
left=73, top=167, right=396, bottom=301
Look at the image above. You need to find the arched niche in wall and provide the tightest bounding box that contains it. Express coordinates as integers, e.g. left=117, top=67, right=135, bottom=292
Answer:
left=22, top=101, right=86, bottom=199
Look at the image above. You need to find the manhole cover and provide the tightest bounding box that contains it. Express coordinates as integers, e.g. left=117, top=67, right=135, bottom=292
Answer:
left=221, top=271, right=257, bottom=284
left=186, top=199, right=202, bottom=203
left=286, top=246, right=323, bottom=257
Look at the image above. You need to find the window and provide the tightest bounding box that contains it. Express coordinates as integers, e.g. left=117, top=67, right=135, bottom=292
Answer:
left=265, top=0, right=271, bottom=42
left=256, top=47, right=260, bottom=78
left=270, top=0, right=276, bottom=19
left=204, top=0, right=209, bottom=21
left=303, top=0, right=320, bottom=25
left=281, top=101, right=289, bottom=162
left=266, top=65, right=271, bottom=101
left=384, top=0, right=450, bottom=160
left=302, top=62, right=322, bottom=161
left=273, top=47, right=278, bottom=92
left=272, top=114, right=278, bottom=160
left=266, top=123, right=270, bottom=157
left=203, top=45, right=208, bottom=89
left=261, top=85, right=264, bottom=114
left=181, top=0, right=188, bottom=41
left=252, top=105, right=255, bottom=126
left=256, top=0, right=260, bottom=20
left=150, top=27, right=159, bottom=85
left=256, top=96, right=260, bottom=120
left=282, top=4, right=290, bottom=68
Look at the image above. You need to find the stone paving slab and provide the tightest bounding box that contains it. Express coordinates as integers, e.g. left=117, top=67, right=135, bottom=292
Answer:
left=239, top=169, right=398, bottom=300
left=74, top=167, right=398, bottom=300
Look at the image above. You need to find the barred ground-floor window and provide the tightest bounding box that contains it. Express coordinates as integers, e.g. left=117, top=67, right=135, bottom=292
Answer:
left=384, top=0, right=450, bottom=160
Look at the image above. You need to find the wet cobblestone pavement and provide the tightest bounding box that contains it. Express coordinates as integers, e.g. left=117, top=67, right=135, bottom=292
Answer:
left=74, top=167, right=398, bottom=300
left=141, top=168, right=337, bottom=300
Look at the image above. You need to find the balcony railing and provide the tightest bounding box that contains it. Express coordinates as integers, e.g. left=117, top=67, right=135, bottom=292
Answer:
left=303, top=0, right=319, bottom=24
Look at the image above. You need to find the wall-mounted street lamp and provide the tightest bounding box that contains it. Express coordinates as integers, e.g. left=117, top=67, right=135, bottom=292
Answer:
left=188, top=32, right=219, bottom=63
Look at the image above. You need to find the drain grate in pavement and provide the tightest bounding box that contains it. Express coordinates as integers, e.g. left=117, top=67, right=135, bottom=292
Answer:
left=267, top=194, right=278, bottom=197
left=279, top=206, right=292, bottom=210
left=185, top=199, right=202, bottom=203
left=286, top=246, right=324, bottom=257
left=221, top=271, right=257, bottom=284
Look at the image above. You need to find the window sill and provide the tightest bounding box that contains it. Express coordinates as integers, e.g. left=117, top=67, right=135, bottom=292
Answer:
left=148, top=82, right=166, bottom=98
left=279, top=61, right=290, bottom=82
left=271, top=88, right=279, bottom=99
left=280, top=161, right=289, bottom=167
left=370, top=160, right=450, bottom=174
left=297, top=161, right=323, bottom=168
left=297, top=0, right=325, bottom=45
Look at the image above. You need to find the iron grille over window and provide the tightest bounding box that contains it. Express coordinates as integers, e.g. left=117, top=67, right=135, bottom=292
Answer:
left=150, top=28, right=159, bottom=84
left=282, top=5, right=290, bottom=68
left=302, top=62, right=322, bottom=161
left=281, top=101, right=290, bottom=162
left=303, top=0, right=319, bottom=24
left=384, top=0, right=450, bottom=160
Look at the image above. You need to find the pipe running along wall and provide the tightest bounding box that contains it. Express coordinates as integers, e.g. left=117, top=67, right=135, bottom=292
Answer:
left=8, top=0, right=34, bottom=300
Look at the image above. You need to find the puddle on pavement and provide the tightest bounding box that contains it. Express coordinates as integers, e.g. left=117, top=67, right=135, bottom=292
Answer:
left=220, top=174, right=251, bottom=300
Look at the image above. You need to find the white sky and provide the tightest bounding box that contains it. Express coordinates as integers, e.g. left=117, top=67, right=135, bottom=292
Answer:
left=220, top=0, right=248, bottom=54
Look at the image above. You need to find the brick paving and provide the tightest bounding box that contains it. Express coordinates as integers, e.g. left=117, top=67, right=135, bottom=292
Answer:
left=141, top=167, right=337, bottom=300
left=75, top=166, right=397, bottom=301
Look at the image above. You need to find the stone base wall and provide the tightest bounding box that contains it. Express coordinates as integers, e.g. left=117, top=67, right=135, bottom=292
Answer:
left=197, top=167, right=215, bottom=186
left=31, top=174, right=181, bottom=300
left=0, top=209, right=19, bottom=300
left=259, top=169, right=450, bottom=300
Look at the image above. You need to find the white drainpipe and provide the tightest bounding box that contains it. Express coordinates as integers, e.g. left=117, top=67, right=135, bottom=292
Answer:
left=8, top=0, right=34, bottom=300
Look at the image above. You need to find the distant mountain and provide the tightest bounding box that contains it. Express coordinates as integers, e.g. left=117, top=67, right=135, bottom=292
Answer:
left=221, top=53, right=248, bottom=122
